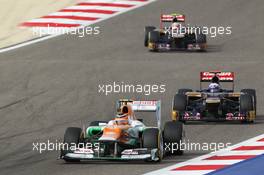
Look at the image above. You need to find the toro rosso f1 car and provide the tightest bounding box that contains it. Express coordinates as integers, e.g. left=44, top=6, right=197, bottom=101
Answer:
left=171, top=71, right=256, bottom=123
left=144, top=14, right=207, bottom=52
left=60, top=99, right=183, bottom=162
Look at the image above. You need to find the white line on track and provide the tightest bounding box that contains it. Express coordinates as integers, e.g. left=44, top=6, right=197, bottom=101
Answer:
left=144, top=133, right=264, bottom=175
left=0, top=0, right=157, bottom=53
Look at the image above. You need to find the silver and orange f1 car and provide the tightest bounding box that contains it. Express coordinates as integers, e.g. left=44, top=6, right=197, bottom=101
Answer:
left=60, top=99, right=183, bottom=163
left=144, top=13, right=207, bottom=52
left=172, top=71, right=256, bottom=123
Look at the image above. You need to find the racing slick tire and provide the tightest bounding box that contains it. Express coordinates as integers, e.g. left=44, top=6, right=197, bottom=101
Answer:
left=240, top=94, right=254, bottom=123
left=163, top=121, right=183, bottom=156
left=240, top=94, right=253, bottom=112
left=89, top=121, right=108, bottom=126
left=195, top=27, right=206, bottom=44
left=196, top=33, right=207, bottom=44
left=241, top=89, right=257, bottom=113
left=149, top=31, right=160, bottom=51
left=61, top=127, right=82, bottom=162
left=144, top=26, right=156, bottom=47
left=143, top=128, right=163, bottom=162
left=195, top=29, right=207, bottom=51
left=149, top=31, right=160, bottom=43
left=178, top=88, right=193, bottom=95
left=173, top=94, right=187, bottom=111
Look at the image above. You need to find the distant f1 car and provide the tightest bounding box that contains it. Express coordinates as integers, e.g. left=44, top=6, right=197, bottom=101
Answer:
left=144, top=13, right=207, bottom=52
left=60, top=99, right=183, bottom=163
left=171, top=71, right=256, bottom=123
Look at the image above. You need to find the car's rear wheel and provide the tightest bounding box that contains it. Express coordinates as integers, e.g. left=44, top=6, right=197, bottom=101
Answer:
left=178, top=89, right=193, bottom=95
left=173, top=94, right=187, bottom=122
left=240, top=94, right=253, bottom=112
left=61, top=127, right=82, bottom=162
left=163, top=121, right=183, bottom=156
left=241, top=89, right=256, bottom=114
left=144, top=26, right=156, bottom=47
left=196, top=33, right=207, bottom=44
left=195, top=28, right=207, bottom=51
left=195, top=27, right=206, bottom=44
left=149, top=31, right=160, bottom=51
left=173, top=94, right=187, bottom=111
left=240, top=94, right=254, bottom=123
left=143, top=128, right=163, bottom=162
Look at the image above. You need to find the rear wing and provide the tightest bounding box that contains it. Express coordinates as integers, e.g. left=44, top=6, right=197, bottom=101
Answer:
left=200, top=71, right=235, bottom=90
left=131, top=101, right=159, bottom=112
left=160, top=14, right=185, bottom=29
left=160, top=14, right=185, bottom=22
left=116, top=99, right=161, bottom=129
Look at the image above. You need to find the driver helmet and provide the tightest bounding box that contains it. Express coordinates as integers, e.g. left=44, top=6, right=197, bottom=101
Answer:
left=114, top=105, right=131, bottom=125
left=208, top=76, right=221, bottom=93
left=212, top=75, right=220, bottom=84
left=116, top=105, right=129, bottom=119
left=173, top=17, right=178, bottom=23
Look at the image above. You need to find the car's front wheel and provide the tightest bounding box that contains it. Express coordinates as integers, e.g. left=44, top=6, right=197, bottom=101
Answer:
left=163, top=121, right=183, bottom=156
left=143, top=128, right=163, bottom=162
left=61, top=127, right=82, bottom=162
left=144, top=26, right=156, bottom=47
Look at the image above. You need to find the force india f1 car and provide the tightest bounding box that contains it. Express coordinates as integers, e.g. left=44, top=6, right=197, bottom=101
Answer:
left=144, top=14, right=207, bottom=52
left=172, top=71, right=256, bottom=123
left=60, top=99, right=183, bottom=163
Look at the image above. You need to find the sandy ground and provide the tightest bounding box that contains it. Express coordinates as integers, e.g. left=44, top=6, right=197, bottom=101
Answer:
left=0, top=0, right=78, bottom=48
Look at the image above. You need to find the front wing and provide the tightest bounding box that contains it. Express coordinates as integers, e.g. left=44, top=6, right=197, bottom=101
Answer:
left=179, top=111, right=255, bottom=122
left=61, top=148, right=159, bottom=161
left=148, top=42, right=206, bottom=51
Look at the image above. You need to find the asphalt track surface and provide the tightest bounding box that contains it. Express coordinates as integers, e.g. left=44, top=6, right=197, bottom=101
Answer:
left=0, top=0, right=263, bottom=175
